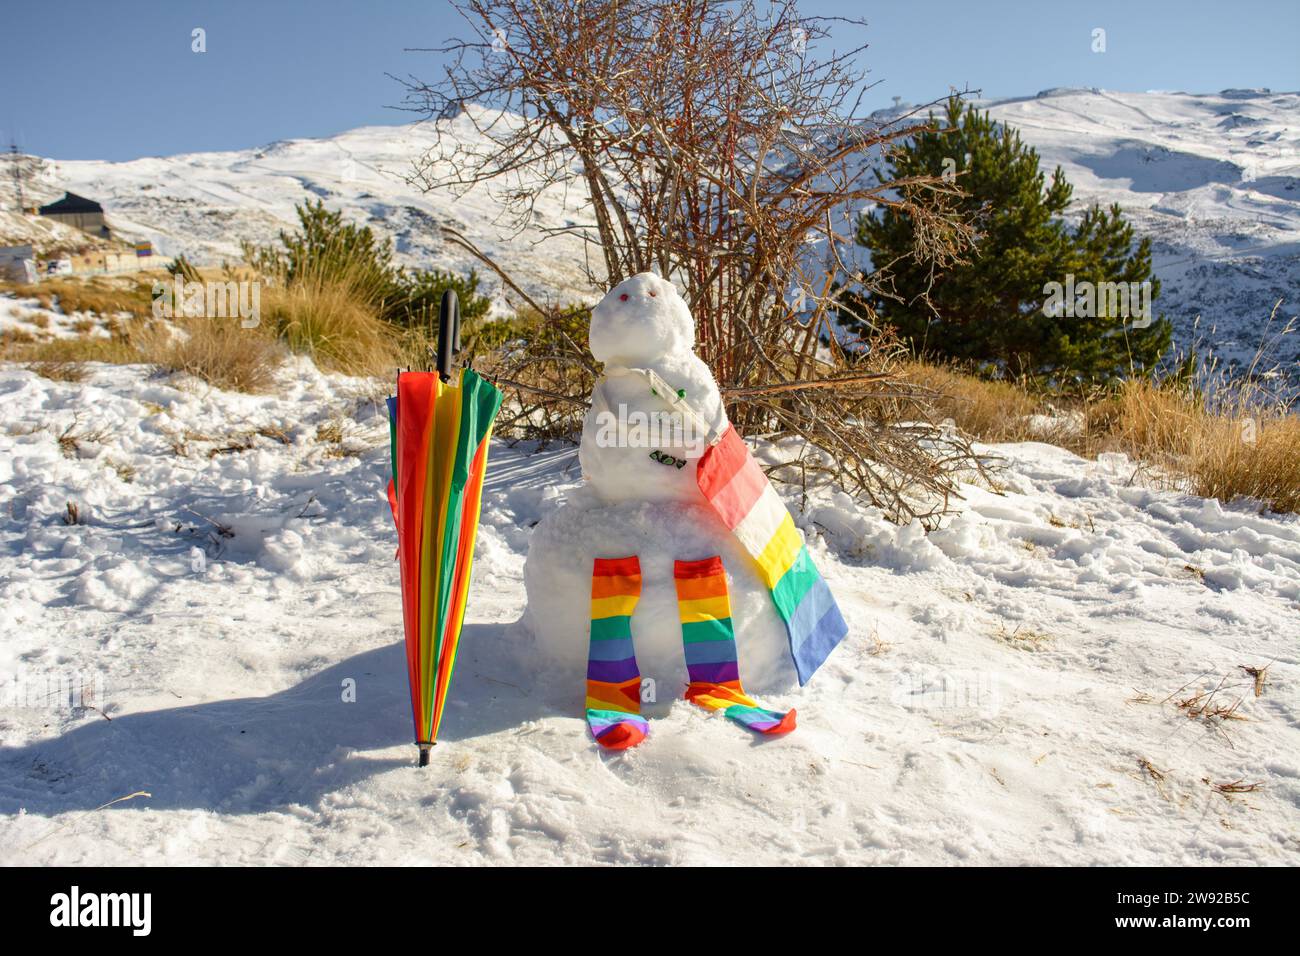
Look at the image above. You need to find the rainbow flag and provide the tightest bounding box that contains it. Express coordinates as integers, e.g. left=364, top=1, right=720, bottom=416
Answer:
left=696, top=425, right=847, bottom=684
left=387, top=367, right=503, bottom=757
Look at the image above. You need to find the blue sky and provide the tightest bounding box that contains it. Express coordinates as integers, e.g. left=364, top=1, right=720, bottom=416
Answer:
left=2, top=0, right=1297, bottom=160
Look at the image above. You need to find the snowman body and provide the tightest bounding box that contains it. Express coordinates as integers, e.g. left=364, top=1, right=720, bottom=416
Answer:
left=524, top=273, right=798, bottom=696
left=578, top=273, right=727, bottom=506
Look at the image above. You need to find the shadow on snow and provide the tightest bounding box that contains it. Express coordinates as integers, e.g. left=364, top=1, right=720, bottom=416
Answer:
left=0, top=620, right=565, bottom=817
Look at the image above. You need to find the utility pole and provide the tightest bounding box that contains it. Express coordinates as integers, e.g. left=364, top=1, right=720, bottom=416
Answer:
left=9, top=140, right=28, bottom=212
left=8, top=139, right=41, bottom=213
left=9, top=141, right=23, bottom=212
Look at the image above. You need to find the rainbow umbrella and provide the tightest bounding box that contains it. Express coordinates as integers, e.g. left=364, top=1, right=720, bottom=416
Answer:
left=385, top=298, right=503, bottom=765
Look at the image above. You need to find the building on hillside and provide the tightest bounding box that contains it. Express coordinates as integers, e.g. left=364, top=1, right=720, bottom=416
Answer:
left=54, top=243, right=159, bottom=276
left=38, top=192, right=110, bottom=238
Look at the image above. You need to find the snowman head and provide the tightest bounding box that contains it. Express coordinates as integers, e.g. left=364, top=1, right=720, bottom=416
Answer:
left=589, top=272, right=694, bottom=366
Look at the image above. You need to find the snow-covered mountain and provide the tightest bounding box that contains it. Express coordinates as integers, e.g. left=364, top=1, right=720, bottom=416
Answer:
left=3, top=106, right=597, bottom=312
left=982, top=89, right=1299, bottom=375
left=4, top=89, right=1297, bottom=370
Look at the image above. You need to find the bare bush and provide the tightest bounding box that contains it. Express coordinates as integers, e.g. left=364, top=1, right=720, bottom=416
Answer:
left=400, top=0, right=979, bottom=521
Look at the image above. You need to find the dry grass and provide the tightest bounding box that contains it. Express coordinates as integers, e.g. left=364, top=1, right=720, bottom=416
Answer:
left=2, top=328, right=149, bottom=365
left=900, top=355, right=1300, bottom=514
left=1104, top=378, right=1300, bottom=513
left=261, top=276, right=399, bottom=377
left=3, top=311, right=283, bottom=395
left=1101, top=379, right=1194, bottom=457
left=393, top=327, right=439, bottom=374
left=4, top=263, right=397, bottom=389
left=1176, top=691, right=1246, bottom=722
left=55, top=419, right=111, bottom=458
left=1239, top=664, right=1270, bottom=698
left=866, top=626, right=891, bottom=657
left=992, top=621, right=1053, bottom=650
left=158, top=423, right=293, bottom=459
left=1, top=275, right=159, bottom=319
left=903, top=361, right=1040, bottom=442
left=1138, top=758, right=1169, bottom=798
left=255, top=422, right=291, bottom=445
left=1160, top=670, right=1255, bottom=747
left=147, top=319, right=284, bottom=394
left=27, top=360, right=89, bottom=383
left=1184, top=411, right=1300, bottom=513
left=315, top=419, right=345, bottom=445
left=1, top=327, right=37, bottom=345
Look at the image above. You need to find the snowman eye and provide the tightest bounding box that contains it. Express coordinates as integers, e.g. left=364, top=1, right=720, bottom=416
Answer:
left=619, top=293, right=629, bottom=301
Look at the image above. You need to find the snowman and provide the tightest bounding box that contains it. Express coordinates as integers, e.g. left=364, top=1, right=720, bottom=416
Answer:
left=525, top=272, right=832, bottom=750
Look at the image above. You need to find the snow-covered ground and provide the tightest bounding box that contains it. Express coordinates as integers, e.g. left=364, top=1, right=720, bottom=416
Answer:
left=0, top=294, right=119, bottom=342
left=1, top=358, right=1296, bottom=865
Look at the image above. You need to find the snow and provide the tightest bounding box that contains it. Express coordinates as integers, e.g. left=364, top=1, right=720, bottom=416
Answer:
left=2, top=356, right=1297, bottom=865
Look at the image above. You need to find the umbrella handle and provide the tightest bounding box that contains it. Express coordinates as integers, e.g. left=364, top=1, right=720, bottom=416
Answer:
left=436, top=289, right=460, bottom=383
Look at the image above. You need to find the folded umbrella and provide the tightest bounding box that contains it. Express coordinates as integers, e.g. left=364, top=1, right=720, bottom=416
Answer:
left=386, top=293, right=503, bottom=764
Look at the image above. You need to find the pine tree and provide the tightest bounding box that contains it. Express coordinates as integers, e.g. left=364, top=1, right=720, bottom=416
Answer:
left=243, top=200, right=490, bottom=329
left=844, top=96, right=1171, bottom=383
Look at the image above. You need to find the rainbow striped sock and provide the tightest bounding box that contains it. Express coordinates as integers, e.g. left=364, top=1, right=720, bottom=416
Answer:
left=585, top=556, right=649, bottom=750
left=674, top=556, right=796, bottom=736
